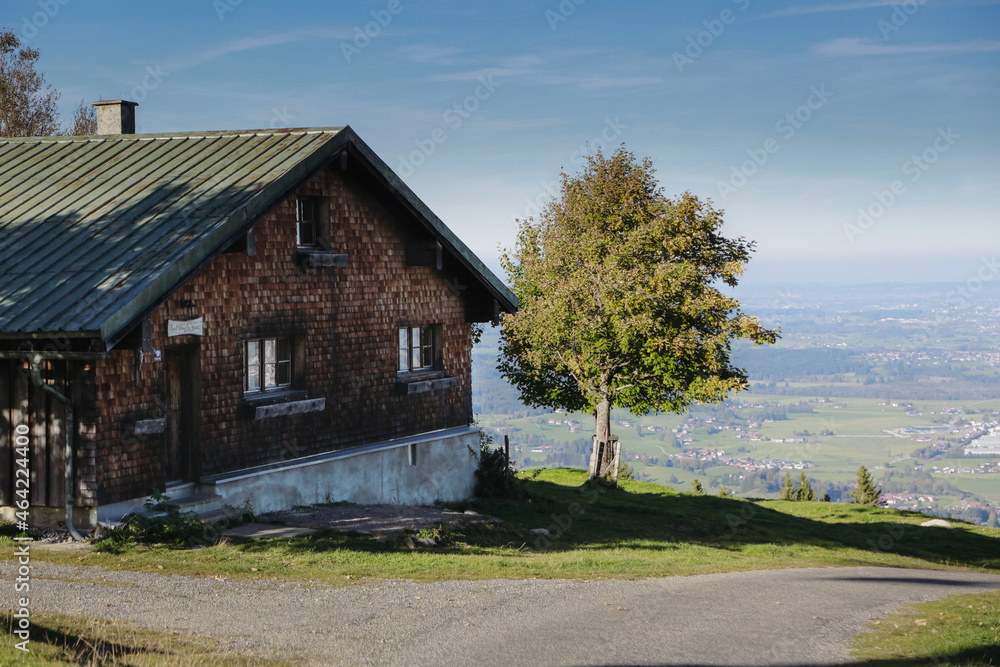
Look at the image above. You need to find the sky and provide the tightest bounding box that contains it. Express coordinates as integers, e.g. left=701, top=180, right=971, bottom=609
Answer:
left=6, top=0, right=998, bottom=287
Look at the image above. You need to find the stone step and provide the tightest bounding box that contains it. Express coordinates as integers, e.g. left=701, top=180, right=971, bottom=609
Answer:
left=198, top=506, right=246, bottom=525
left=163, top=492, right=224, bottom=515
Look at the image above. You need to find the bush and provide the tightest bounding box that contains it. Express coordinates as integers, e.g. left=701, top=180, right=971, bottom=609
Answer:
left=93, top=492, right=253, bottom=553
left=474, top=431, right=517, bottom=498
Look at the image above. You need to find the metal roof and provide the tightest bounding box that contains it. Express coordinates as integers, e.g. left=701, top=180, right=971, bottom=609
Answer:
left=0, top=126, right=515, bottom=346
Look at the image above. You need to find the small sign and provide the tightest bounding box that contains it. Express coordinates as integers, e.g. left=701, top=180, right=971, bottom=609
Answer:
left=153, top=349, right=162, bottom=362
left=167, top=317, right=204, bottom=337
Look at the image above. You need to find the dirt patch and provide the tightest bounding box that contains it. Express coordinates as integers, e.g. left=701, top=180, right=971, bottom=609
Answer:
left=259, top=504, right=491, bottom=538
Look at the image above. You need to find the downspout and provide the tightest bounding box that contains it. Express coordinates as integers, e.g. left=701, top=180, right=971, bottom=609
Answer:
left=27, top=354, right=83, bottom=541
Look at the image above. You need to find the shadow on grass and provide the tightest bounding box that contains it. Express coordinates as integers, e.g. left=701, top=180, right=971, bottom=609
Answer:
left=231, top=470, right=1000, bottom=572
left=1, top=611, right=168, bottom=663
left=846, top=644, right=1000, bottom=665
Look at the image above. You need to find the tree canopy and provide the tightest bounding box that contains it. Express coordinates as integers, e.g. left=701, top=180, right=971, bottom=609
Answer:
left=0, top=29, right=98, bottom=138
left=0, top=29, right=60, bottom=137
left=499, top=146, right=778, bottom=482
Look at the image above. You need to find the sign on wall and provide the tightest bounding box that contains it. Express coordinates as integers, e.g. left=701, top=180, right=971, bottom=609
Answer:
left=167, top=317, right=204, bottom=337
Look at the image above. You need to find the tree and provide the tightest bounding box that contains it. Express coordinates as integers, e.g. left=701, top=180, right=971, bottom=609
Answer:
left=66, top=99, right=96, bottom=136
left=851, top=465, right=884, bottom=506
left=0, top=29, right=60, bottom=137
left=691, top=479, right=705, bottom=495
left=780, top=472, right=796, bottom=500
left=796, top=471, right=815, bottom=501
left=499, top=147, right=778, bottom=484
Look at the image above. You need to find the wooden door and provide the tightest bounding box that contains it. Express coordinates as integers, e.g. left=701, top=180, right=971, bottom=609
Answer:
left=0, top=360, right=68, bottom=507
left=165, top=346, right=201, bottom=484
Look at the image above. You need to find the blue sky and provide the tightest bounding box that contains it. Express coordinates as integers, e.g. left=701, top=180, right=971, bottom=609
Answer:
left=7, top=0, right=998, bottom=285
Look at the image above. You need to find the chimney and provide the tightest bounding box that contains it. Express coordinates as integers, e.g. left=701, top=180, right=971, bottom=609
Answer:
left=91, top=100, right=138, bottom=135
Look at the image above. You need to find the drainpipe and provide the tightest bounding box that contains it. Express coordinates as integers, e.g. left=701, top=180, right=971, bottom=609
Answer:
left=27, top=354, right=83, bottom=541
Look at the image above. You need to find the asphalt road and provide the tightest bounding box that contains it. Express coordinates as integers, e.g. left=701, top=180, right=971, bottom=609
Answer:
left=19, top=563, right=1000, bottom=665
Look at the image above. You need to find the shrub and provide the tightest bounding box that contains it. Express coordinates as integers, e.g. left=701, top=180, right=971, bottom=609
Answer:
left=93, top=492, right=253, bottom=553
left=474, top=431, right=517, bottom=498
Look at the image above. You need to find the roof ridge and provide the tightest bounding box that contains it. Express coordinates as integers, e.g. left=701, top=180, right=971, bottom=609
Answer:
left=0, top=127, right=347, bottom=143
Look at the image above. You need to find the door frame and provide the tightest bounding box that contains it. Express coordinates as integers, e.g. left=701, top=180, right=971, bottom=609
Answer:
left=165, top=344, right=202, bottom=485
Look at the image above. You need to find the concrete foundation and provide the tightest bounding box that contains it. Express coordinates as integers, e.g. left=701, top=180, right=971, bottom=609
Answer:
left=96, top=426, right=480, bottom=522
left=0, top=506, right=97, bottom=530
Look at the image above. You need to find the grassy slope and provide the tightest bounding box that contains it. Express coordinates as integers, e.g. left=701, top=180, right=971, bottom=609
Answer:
left=0, top=611, right=290, bottom=666
left=5, top=470, right=999, bottom=666
left=13, top=470, right=1000, bottom=583
left=851, top=590, right=1000, bottom=666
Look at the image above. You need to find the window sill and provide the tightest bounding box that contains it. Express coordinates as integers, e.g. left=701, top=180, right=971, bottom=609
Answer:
left=395, top=372, right=458, bottom=395
left=243, top=388, right=307, bottom=406
left=297, top=249, right=348, bottom=268
left=243, top=389, right=328, bottom=420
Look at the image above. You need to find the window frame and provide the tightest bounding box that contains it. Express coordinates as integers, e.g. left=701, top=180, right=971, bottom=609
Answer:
left=244, top=337, right=294, bottom=394
left=295, top=197, right=318, bottom=248
left=397, top=324, right=442, bottom=374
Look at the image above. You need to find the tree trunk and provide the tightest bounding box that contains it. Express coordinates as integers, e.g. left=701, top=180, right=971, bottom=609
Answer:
left=589, top=396, right=615, bottom=483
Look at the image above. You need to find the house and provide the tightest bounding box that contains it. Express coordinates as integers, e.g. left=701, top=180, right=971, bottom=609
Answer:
left=0, top=101, right=516, bottom=532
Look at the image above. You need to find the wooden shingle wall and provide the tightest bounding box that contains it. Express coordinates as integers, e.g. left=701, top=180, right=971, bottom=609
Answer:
left=93, top=167, right=474, bottom=505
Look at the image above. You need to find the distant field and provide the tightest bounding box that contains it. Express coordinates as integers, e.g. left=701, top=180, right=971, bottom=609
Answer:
left=478, top=392, right=999, bottom=525
left=946, top=475, right=1000, bottom=500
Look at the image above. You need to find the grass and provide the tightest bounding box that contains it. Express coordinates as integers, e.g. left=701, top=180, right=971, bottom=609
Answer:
left=0, top=611, right=292, bottom=666
left=10, top=469, right=1000, bottom=584
left=851, top=590, right=1000, bottom=666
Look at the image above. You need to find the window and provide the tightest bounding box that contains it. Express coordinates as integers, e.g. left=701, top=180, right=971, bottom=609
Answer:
left=397, top=325, right=441, bottom=373
left=296, top=197, right=319, bottom=247
left=245, top=338, right=293, bottom=393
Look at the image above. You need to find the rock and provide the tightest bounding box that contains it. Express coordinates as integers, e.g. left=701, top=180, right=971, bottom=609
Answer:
left=487, top=518, right=504, bottom=525
left=90, top=524, right=111, bottom=541
left=448, top=521, right=463, bottom=530
left=463, top=510, right=479, bottom=516
left=528, top=528, right=549, bottom=535
left=920, top=519, right=952, bottom=528
left=403, top=537, right=416, bottom=549
left=415, top=537, right=437, bottom=547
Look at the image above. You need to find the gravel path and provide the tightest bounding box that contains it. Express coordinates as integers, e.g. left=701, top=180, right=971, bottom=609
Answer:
left=17, top=563, right=1000, bottom=665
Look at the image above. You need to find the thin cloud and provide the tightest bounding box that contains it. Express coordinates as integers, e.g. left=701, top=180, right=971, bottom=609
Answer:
left=538, top=75, right=663, bottom=90
left=392, top=44, right=468, bottom=65
left=813, top=37, right=1000, bottom=56
left=763, top=1, right=905, bottom=18
left=427, top=67, right=532, bottom=82
left=764, top=0, right=1000, bottom=17
left=170, top=27, right=354, bottom=70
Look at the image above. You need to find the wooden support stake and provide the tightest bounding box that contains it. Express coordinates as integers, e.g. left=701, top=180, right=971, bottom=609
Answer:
left=504, top=435, right=510, bottom=493
left=610, top=440, right=622, bottom=485
left=588, top=435, right=599, bottom=479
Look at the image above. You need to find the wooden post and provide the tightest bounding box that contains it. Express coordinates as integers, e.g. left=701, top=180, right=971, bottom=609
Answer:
left=610, top=439, right=622, bottom=485
left=588, top=435, right=599, bottom=479
left=503, top=435, right=510, bottom=493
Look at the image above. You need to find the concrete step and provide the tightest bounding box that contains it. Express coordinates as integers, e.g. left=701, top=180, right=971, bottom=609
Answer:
left=163, top=492, right=224, bottom=515
left=198, top=506, right=247, bottom=526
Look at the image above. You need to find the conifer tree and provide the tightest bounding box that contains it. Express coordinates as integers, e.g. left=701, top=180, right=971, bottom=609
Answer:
left=796, top=471, right=815, bottom=501
left=850, top=465, right=883, bottom=506
left=780, top=471, right=796, bottom=500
